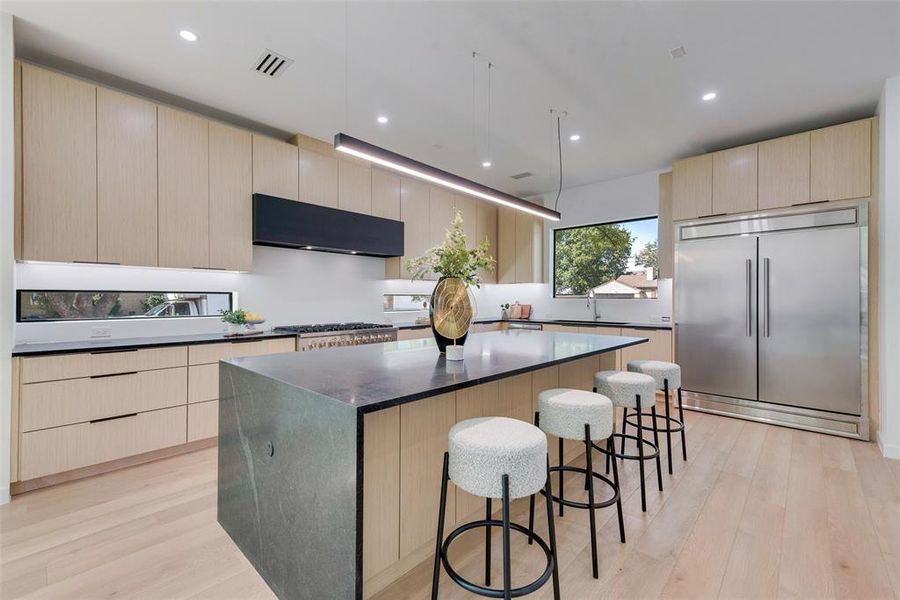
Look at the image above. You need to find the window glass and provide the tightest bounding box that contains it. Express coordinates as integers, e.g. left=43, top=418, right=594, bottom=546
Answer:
left=17, top=291, right=233, bottom=322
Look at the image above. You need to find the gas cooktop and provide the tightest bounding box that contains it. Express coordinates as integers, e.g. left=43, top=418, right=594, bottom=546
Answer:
left=273, top=322, right=395, bottom=336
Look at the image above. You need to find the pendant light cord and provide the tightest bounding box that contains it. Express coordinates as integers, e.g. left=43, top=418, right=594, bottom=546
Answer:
left=487, top=62, right=493, bottom=162
left=553, top=112, right=563, bottom=212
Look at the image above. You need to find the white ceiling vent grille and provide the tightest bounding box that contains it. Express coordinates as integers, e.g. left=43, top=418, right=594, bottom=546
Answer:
left=510, top=171, right=534, bottom=180
left=253, top=49, right=294, bottom=79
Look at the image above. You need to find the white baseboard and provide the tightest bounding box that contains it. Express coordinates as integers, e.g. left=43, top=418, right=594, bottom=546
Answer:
left=876, top=432, right=900, bottom=460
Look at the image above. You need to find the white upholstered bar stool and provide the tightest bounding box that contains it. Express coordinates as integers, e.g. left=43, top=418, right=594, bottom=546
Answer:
left=431, top=417, right=560, bottom=600
left=627, top=360, right=687, bottom=475
left=527, top=388, right=626, bottom=579
left=593, top=371, right=663, bottom=512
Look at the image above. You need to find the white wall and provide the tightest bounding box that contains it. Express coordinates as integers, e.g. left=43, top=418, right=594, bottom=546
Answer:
left=877, top=76, right=900, bottom=459
left=1, top=13, right=15, bottom=503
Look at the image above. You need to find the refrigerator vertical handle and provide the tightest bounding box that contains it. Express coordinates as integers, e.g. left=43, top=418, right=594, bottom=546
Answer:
left=762, top=257, right=770, bottom=337
left=746, top=259, right=752, bottom=336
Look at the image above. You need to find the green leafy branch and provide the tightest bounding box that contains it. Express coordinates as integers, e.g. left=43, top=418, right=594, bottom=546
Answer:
left=405, top=211, right=495, bottom=288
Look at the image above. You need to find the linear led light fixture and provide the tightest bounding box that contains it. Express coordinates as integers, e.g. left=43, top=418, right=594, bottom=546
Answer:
left=334, top=133, right=560, bottom=221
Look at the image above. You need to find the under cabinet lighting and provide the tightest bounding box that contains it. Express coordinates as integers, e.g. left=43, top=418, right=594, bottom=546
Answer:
left=333, top=133, right=560, bottom=221
left=179, top=30, right=197, bottom=42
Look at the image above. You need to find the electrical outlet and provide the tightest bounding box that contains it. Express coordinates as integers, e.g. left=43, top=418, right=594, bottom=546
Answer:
left=90, top=325, right=112, bottom=338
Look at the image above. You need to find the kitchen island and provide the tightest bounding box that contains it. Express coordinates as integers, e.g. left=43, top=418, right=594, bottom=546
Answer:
left=217, top=329, right=646, bottom=600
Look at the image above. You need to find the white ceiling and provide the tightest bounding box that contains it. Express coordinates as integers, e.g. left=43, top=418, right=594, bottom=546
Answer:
left=6, top=1, right=900, bottom=197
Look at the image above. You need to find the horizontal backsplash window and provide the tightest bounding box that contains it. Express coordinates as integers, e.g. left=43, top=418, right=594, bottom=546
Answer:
left=383, top=294, right=430, bottom=313
left=17, top=290, right=233, bottom=322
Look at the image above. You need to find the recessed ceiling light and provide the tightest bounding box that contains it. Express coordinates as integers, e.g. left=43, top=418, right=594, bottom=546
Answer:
left=482, top=161, right=492, bottom=168
left=179, top=30, right=197, bottom=42
left=569, top=134, right=581, bottom=142
left=377, top=115, right=389, bottom=124
left=702, top=92, right=717, bottom=102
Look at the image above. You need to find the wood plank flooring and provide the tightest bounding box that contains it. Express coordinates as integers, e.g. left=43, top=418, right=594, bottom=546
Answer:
left=2, top=409, right=898, bottom=599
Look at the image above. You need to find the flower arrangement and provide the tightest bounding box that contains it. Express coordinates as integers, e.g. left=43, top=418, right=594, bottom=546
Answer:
left=405, top=211, right=495, bottom=287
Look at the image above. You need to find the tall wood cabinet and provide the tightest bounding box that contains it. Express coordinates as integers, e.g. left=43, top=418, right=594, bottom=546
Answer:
left=209, top=123, right=253, bottom=272
left=672, top=154, right=712, bottom=221
left=338, top=159, right=372, bottom=215
left=252, top=134, right=299, bottom=201
left=301, top=149, right=338, bottom=207
left=810, top=119, right=871, bottom=202
left=475, top=202, right=498, bottom=283
left=399, top=177, right=430, bottom=279
left=497, top=208, right=543, bottom=284
left=712, top=144, right=758, bottom=215
left=758, top=132, right=810, bottom=209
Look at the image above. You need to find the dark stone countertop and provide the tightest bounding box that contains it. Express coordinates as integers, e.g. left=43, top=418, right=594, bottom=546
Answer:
left=226, top=329, right=647, bottom=413
left=11, top=330, right=298, bottom=357
left=394, top=317, right=673, bottom=331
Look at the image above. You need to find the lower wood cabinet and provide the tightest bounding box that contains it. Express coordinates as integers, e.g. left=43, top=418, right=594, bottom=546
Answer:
left=187, top=400, right=219, bottom=443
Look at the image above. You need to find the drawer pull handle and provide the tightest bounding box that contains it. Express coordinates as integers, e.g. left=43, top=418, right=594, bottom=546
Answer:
left=90, top=371, right=138, bottom=379
left=90, top=348, right=139, bottom=355
left=90, top=413, right=137, bottom=424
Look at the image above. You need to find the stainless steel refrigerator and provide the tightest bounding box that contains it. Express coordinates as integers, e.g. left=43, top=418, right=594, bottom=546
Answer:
left=675, top=200, right=868, bottom=439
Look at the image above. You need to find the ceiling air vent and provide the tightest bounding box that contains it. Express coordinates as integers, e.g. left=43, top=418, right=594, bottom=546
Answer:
left=510, top=171, right=534, bottom=180
left=253, top=49, right=294, bottom=79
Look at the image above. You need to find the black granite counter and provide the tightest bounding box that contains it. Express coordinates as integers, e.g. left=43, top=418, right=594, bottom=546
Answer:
left=11, top=330, right=297, bottom=357
left=394, top=317, right=673, bottom=331
left=227, top=329, right=646, bottom=413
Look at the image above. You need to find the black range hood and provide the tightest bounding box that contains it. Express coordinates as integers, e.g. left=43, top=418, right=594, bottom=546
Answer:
left=253, top=193, right=404, bottom=258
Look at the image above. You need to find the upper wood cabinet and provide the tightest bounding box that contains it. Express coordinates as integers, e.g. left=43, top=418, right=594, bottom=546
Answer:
left=428, top=187, right=455, bottom=248
left=300, top=149, right=338, bottom=208
left=338, top=159, right=372, bottom=214
left=712, top=144, right=758, bottom=215
left=758, top=132, right=810, bottom=209
left=22, top=64, right=97, bottom=263
left=657, top=171, right=673, bottom=279
left=475, top=202, right=498, bottom=284
left=158, top=106, right=209, bottom=269
left=515, top=212, right=543, bottom=283
left=252, top=135, right=299, bottom=201
left=209, top=122, right=253, bottom=271
left=810, top=120, right=871, bottom=202
left=452, top=193, right=477, bottom=243
left=399, top=177, right=430, bottom=279
left=97, top=88, right=158, bottom=266
left=496, top=206, right=516, bottom=284
left=672, top=154, right=712, bottom=221
left=373, top=169, right=402, bottom=279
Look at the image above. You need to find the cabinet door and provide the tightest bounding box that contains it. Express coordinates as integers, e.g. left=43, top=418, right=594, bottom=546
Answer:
left=428, top=187, right=454, bottom=247
left=452, top=193, right=477, bottom=242
left=672, top=154, right=712, bottom=221
left=758, top=132, right=810, bottom=209
left=496, top=206, right=516, bottom=284
left=22, top=64, right=97, bottom=263
left=372, top=169, right=401, bottom=279
left=97, top=88, right=157, bottom=266
left=515, top=212, right=543, bottom=283
left=337, top=159, right=372, bottom=214
left=712, top=144, right=758, bottom=215
left=300, top=149, right=338, bottom=207
left=158, top=106, right=209, bottom=269
left=252, top=135, right=299, bottom=200
left=475, top=202, right=498, bottom=283
left=658, top=172, right=674, bottom=279
left=209, top=122, right=252, bottom=271
left=399, top=177, right=430, bottom=279
left=810, top=120, right=871, bottom=202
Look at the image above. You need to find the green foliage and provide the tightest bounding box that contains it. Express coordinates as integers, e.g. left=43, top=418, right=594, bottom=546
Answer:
left=634, top=240, right=659, bottom=279
left=31, top=292, right=122, bottom=320
left=220, top=308, right=247, bottom=325
left=141, top=293, right=167, bottom=312
left=554, top=224, right=633, bottom=295
left=405, top=211, right=495, bottom=288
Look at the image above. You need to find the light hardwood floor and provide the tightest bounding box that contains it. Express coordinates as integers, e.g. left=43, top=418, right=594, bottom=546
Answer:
left=2, top=409, right=898, bottom=600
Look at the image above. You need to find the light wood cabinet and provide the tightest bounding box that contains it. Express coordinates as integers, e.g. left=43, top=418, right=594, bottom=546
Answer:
left=515, top=212, right=543, bottom=283
left=97, top=88, right=158, bottom=266
left=21, top=345, right=186, bottom=384
left=476, top=202, right=498, bottom=283
left=397, top=328, right=431, bottom=341
left=158, top=106, right=209, bottom=269
left=373, top=169, right=402, bottom=279
left=187, top=337, right=296, bottom=366
left=14, top=62, right=22, bottom=260
left=658, top=172, right=674, bottom=279
left=712, top=144, right=758, bottom=215
left=428, top=187, right=454, bottom=254
left=338, top=159, right=372, bottom=214
left=672, top=154, right=713, bottom=221
left=810, top=119, right=871, bottom=202
left=496, top=206, right=517, bottom=283
left=758, top=132, right=810, bottom=209
left=252, top=135, right=299, bottom=201
left=301, top=149, right=338, bottom=208
left=452, top=193, right=477, bottom=243
left=209, top=122, right=253, bottom=271
left=620, top=327, right=673, bottom=366
left=187, top=400, right=219, bottom=443
left=363, top=407, right=400, bottom=580
left=399, top=178, right=430, bottom=279
left=22, top=64, right=98, bottom=263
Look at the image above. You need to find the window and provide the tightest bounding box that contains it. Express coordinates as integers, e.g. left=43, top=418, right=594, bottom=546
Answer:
left=17, top=290, right=233, bottom=322
left=553, top=216, right=659, bottom=298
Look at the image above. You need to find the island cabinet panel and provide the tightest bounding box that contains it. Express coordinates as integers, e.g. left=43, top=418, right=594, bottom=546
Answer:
left=558, top=356, right=600, bottom=461
left=97, top=87, right=158, bottom=266
left=187, top=400, right=218, bottom=442
left=579, top=326, right=622, bottom=370
left=399, top=177, right=430, bottom=279
left=475, top=202, right=498, bottom=283
left=362, top=406, right=400, bottom=581
left=712, top=144, right=758, bottom=216
left=22, top=64, right=98, bottom=263
left=158, top=106, right=209, bottom=269
left=300, top=149, right=338, bottom=208
left=496, top=206, right=517, bottom=283
left=209, top=122, right=253, bottom=272
left=810, top=119, right=871, bottom=202
left=531, top=365, right=565, bottom=476
left=252, top=134, right=299, bottom=200
left=338, top=159, right=372, bottom=215
left=398, top=392, right=457, bottom=557
left=758, top=132, right=810, bottom=209
left=672, top=153, right=713, bottom=221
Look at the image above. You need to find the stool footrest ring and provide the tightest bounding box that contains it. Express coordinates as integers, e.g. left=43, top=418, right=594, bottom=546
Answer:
left=593, top=433, right=660, bottom=461
left=625, top=412, right=685, bottom=434
left=540, top=465, right=620, bottom=510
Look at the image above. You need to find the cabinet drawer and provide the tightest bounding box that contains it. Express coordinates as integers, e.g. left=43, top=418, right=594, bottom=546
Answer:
left=188, top=400, right=218, bottom=442
left=188, top=364, right=218, bottom=403
left=21, top=367, right=187, bottom=432
left=188, top=337, right=296, bottom=365
left=21, top=346, right=187, bottom=383
left=19, top=406, right=187, bottom=480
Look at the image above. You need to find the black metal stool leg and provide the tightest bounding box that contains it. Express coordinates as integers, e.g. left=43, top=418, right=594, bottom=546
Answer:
left=584, top=424, right=599, bottom=579
left=620, top=407, right=628, bottom=456
left=608, top=436, right=626, bottom=543
left=650, top=404, right=664, bottom=492
left=527, top=493, right=535, bottom=546
left=558, top=437, right=565, bottom=517
left=501, top=475, right=512, bottom=600
left=544, top=456, right=562, bottom=600
left=485, top=498, right=492, bottom=586
left=664, top=379, right=673, bottom=475
left=636, top=394, right=647, bottom=512
left=678, top=387, right=687, bottom=461
left=431, top=452, right=450, bottom=600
